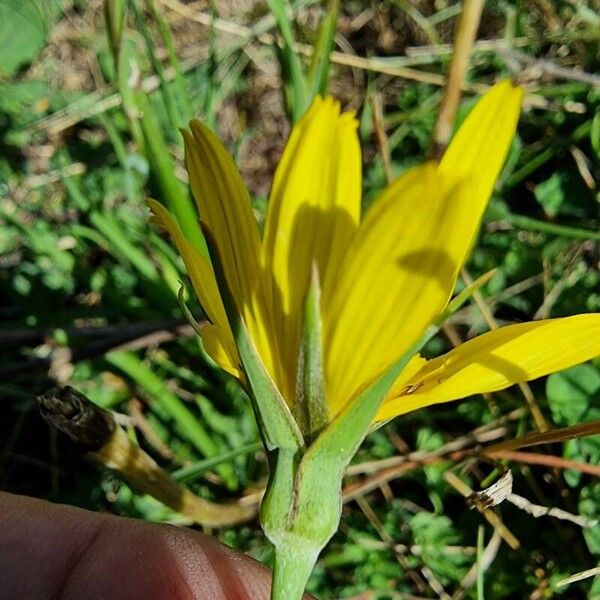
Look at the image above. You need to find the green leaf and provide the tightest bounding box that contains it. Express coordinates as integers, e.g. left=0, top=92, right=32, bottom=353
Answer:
left=416, top=428, right=446, bottom=487
left=589, top=576, right=600, bottom=598
left=546, top=364, right=600, bottom=426
left=143, top=0, right=193, bottom=124
left=410, top=513, right=467, bottom=583
left=306, top=318, right=441, bottom=475
left=235, top=318, right=304, bottom=451
left=0, top=80, right=47, bottom=115
left=0, top=0, right=61, bottom=76
left=580, top=481, right=600, bottom=556
left=534, top=172, right=566, bottom=218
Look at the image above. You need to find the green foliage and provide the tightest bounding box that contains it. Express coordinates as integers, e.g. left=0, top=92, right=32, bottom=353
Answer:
left=534, top=172, right=566, bottom=217
left=547, top=364, right=600, bottom=426
left=0, top=0, right=62, bottom=76
left=2, top=1, right=600, bottom=598
left=409, top=513, right=468, bottom=584
left=547, top=365, right=600, bottom=491
left=266, top=0, right=339, bottom=121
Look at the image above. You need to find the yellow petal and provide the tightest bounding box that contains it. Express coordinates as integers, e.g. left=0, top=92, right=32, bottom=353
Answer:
left=324, top=164, right=464, bottom=414
left=149, top=200, right=228, bottom=332
left=200, top=322, right=241, bottom=379
left=262, top=96, right=361, bottom=401
left=376, top=314, right=600, bottom=421
left=385, top=353, right=428, bottom=396
left=183, top=121, right=262, bottom=309
left=149, top=200, right=240, bottom=376
left=324, top=81, right=523, bottom=415
left=438, top=80, right=524, bottom=206
left=183, top=122, right=281, bottom=396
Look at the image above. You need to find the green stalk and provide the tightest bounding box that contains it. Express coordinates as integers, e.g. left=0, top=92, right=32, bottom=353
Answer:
left=87, top=211, right=176, bottom=314
left=477, top=525, right=485, bottom=600
left=96, top=112, right=128, bottom=167
left=504, top=145, right=556, bottom=188
left=271, top=543, right=319, bottom=600
left=90, top=211, right=159, bottom=281
left=505, top=119, right=591, bottom=188
left=115, top=38, right=146, bottom=152
left=505, top=213, right=600, bottom=242
left=262, top=327, right=440, bottom=600
left=59, top=157, right=89, bottom=211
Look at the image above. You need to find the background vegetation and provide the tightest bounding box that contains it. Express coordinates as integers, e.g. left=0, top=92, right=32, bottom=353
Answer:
left=2, top=0, right=600, bottom=597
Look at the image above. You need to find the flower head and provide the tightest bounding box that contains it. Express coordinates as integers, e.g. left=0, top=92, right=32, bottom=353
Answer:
left=150, top=81, right=600, bottom=428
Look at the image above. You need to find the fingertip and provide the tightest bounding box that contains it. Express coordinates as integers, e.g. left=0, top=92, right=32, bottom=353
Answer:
left=0, top=493, right=273, bottom=600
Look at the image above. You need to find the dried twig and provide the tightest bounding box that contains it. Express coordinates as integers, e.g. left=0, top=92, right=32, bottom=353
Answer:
left=499, top=48, right=600, bottom=87
left=431, top=0, right=484, bottom=155
left=556, top=566, right=600, bottom=588
left=369, top=92, right=394, bottom=185
left=37, top=386, right=256, bottom=527
left=444, top=471, right=520, bottom=550
left=467, top=470, right=597, bottom=528
left=128, top=397, right=177, bottom=461
left=481, top=419, right=600, bottom=454
left=486, top=450, right=600, bottom=478
left=507, top=493, right=596, bottom=528
left=344, top=417, right=600, bottom=509
left=348, top=409, right=525, bottom=476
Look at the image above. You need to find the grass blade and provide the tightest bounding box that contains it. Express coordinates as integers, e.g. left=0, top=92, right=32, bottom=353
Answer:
left=265, top=0, right=308, bottom=121
left=106, top=350, right=239, bottom=490
left=306, top=0, right=339, bottom=97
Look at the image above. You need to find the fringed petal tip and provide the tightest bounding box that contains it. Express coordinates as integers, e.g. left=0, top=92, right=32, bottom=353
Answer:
left=305, top=95, right=360, bottom=129
left=340, top=110, right=359, bottom=130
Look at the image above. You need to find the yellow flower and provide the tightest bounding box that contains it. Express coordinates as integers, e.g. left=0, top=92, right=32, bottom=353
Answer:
left=150, top=81, right=600, bottom=425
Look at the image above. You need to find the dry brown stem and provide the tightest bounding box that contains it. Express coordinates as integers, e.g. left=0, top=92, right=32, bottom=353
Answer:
left=38, top=387, right=256, bottom=527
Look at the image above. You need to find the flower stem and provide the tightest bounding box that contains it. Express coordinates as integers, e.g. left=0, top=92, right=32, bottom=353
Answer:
left=271, top=540, right=319, bottom=600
